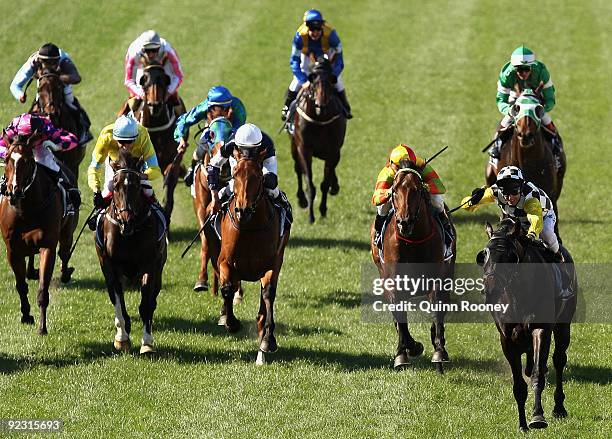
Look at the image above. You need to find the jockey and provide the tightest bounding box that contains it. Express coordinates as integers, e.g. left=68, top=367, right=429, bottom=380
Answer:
left=124, top=30, right=185, bottom=116
left=175, top=85, right=247, bottom=186
left=87, top=115, right=161, bottom=228
left=207, top=123, right=292, bottom=220
left=372, top=144, right=453, bottom=253
left=463, top=166, right=562, bottom=260
left=10, top=43, right=93, bottom=144
left=281, top=9, right=352, bottom=121
left=492, top=46, right=561, bottom=163
left=0, top=113, right=80, bottom=207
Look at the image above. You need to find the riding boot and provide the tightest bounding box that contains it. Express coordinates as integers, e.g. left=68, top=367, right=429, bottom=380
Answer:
left=281, top=89, right=298, bottom=121
left=87, top=213, right=100, bottom=231
left=544, top=122, right=563, bottom=170
left=184, top=159, right=197, bottom=187
left=374, top=214, right=387, bottom=245
left=336, top=90, right=353, bottom=119
left=490, top=125, right=513, bottom=159
left=60, top=180, right=81, bottom=210
left=437, top=210, right=454, bottom=259
left=274, top=191, right=293, bottom=224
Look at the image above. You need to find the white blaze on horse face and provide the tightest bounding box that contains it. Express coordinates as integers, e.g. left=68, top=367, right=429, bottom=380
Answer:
left=114, top=293, right=129, bottom=342
left=11, top=152, right=22, bottom=188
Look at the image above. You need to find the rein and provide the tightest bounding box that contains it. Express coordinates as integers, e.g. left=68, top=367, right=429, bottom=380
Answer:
left=226, top=169, right=275, bottom=232
left=296, top=77, right=342, bottom=125
left=106, top=168, right=151, bottom=228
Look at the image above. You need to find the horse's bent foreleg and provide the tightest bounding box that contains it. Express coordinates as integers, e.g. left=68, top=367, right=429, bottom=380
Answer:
left=529, top=328, right=551, bottom=429
left=552, top=324, right=570, bottom=418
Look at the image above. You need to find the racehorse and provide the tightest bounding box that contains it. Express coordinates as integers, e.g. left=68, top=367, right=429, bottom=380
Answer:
left=33, top=70, right=86, bottom=180
left=370, top=160, right=456, bottom=372
left=291, top=56, right=346, bottom=223
left=477, top=218, right=576, bottom=431
left=94, top=148, right=167, bottom=353
left=204, top=149, right=290, bottom=365
left=485, top=90, right=566, bottom=204
left=118, top=59, right=185, bottom=229
left=0, top=131, right=78, bottom=334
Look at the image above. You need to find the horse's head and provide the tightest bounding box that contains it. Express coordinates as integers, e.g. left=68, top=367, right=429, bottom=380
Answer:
left=476, top=218, right=525, bottom=296
left=2, top=129, right=39, bottom=205
left=139, top=62, right=170, bottom=116
left=110, top=148, right=145, bottom=236
left=36, top=69, right=64, bottom=119
left=307, top=56, right=336, bottom=114
left=391, top=159, right=428, bottom=237
left=510, top=90, right=544, bottom=148
left=232, top=149, right=266, bottom=223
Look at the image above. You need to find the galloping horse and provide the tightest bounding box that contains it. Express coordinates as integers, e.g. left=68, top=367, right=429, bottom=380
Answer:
left=486, top=90, right=566, bottom=204
left=0, top=131, right=78, bottom=334
left=191, top=117, right=233, bottom=293
left=119, top=60, right=184, bottom=227
left=94, top=149, right=167, bottom=353
left=205, top=149, right=290, bottom=365
left=291, top=56, right=346, bottom=223
left=33, top=70, right=86, bottom=180
left=370, top=160, right=456, bottom=372
left=477, top=218, right=576, bottom=431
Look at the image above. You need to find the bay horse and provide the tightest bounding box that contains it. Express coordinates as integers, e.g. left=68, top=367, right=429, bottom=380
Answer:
left=370, top=160, right=456, bottom=373
left=119, top=60, right=185, bottom=229
left=94, top=149, right=167, bottom=353
left=204, top=148, right=290, bottom=365
left=485, top=90, right=566, bottom=204
left=0, top=131, right=78, bottom=334
left=191, top=117, right=234, bottom=294
left=291, top=56, right=346, bottom=223
left=477, top=218, right=576, bottom=431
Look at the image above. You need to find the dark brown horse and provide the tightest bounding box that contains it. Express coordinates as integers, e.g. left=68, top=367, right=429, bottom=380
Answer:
left=485, top=91, right=566, bottom=204
left=33, top=70, right=86, bottom=180
left=0, top=131, right=77, bottom=334
left=205, top=150, right=290, bottom=365
left=119, top=61, right=185, bottom=228
left=291, top=57, right=346, bottom=223
left=477, top=218, right=576, bottom=431
left=94, top=149, right=167, bottom=353
left=370, top=161, right=456, bottom=372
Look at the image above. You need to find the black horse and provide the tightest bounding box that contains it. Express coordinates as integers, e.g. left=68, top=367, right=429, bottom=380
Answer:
left=477, top=218, right=577, bottom=431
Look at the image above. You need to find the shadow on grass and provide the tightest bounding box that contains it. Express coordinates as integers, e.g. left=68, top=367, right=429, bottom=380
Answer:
left=58, top=276, right=107, bottom=291
left=312, top=289, right=362, bottom=309
left=166, top=226, right=198, bottom=243
left=288, top=237, right=370, bottom=252
left=565, top=364, right=612, bottom=385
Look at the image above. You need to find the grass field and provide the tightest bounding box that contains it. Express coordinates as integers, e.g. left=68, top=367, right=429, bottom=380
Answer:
left=0, top=1, right=611, bottom=437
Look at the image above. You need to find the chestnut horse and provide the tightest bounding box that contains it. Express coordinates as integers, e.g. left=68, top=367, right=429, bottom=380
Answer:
left=486, top=91, right=566, bottom=204
left=119, top=61, right=185, bottom=228
left=94, top=149, right=167, bottom=353
left=291, top=57, right=346, bottom=223
left=0, top=132, right=78, bottom=334
left=205, top=150, right=290, bottom=365
left=477, top=218, right=576, bottom=431
left=370, top=160, right=456, bottom=372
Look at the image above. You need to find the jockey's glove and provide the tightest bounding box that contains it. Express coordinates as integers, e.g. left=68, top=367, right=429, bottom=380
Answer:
left=470, top=187, right=486, bottom=205
left=93, top=191, right=105, bottom=209
left=526, top=231, right=537, bottom=241
left=263, top=173, right=278, bottom=190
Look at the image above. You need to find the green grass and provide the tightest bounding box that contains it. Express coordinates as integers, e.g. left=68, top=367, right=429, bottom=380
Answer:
left=1, top=1, right=611, bottom=437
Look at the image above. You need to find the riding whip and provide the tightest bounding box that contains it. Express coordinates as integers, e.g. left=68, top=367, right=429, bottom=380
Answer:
left=481, top=138, right=497, bottom=153
left=448, top=188, right=487, bottom=214
left=67, top=205, right=99, bottom=260
left=425, top=145, right=448, bottom=164
left=181, top=214, right=213, bottom=258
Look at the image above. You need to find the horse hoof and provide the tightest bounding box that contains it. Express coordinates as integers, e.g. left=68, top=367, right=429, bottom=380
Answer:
left=256, top=350, right=266, bottom=366
left=553, top=407, right=568, bottom=418
left=408, top=342, right=424, bottom=359
left=393, top=353, right=410, bottom=369
left=193, top=281, right=209, bottom=292
left=297, top=194, right=308, bottom=209
left=225, top=318, right=241, bottom=333
left=330, top=183, right=339, bottom=195
left=319, top=207, right=327, bottom=218
left=309, top=215, right=315, bottom=224
left=61, top=267, right=75, bottom=284
left=21, top=315, right=34, bottom=325
left=431, top=349, right=449, bottom=363
left=113, top=338, right=131, bottom=352
left=218, top=315, right=227, bottom=326
left=528, top=415, right=548, bottom=429
left=140, top=344, right=156, bottom=355
left=233, top=291, right=243, bottom=306
left=37, top=327, right=48, bottom=336
left=260, top=336, right=278, bottom=353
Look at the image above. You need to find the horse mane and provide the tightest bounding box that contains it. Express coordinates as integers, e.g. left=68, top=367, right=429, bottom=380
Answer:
left=397, top=159, right=419, bottom=171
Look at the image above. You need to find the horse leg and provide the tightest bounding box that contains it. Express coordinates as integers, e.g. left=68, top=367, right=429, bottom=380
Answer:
left=162, top=165, right=179, bottom=229
left=138, top=272, right=158, bottom=354
left=219, top=262, right=240, bottom=332
left=552, top=324, right=571, bottom=418
left=392, top=317, right=423, bottom=369
left=102, top=262, right=131, bottom=350
left=298, top=147, right=316, bottom=223
left=35, top=248, right=55, bottom=335
left=291, top=141, right=308, bottom=209
left=319, top=154, right=339, bottom=218
left=258, top=270, right=278, bottom=354
left=58, top=217, right=77, bottom=283
left=529, top=328, right=552, bottom=429
left=501, top=339, right=529, bottom=431
left=8, top=252, right=33, bottom=324
left=194, top=228, right=210, bottom=293
left=430, top=291, right=450, bottom=373
left=26, top=255, right=38, bottom=280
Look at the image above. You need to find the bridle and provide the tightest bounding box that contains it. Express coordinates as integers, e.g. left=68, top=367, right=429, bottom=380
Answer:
left=296, top=68, right=341, bottom=125
left=227, top=158, right=274, bottom=231
left=391, top=168, right=434, bottom=243
left=106, top=168, right=149, bottom=234
left=36, top=72, right=63, bottom=120
left=2, top=144, right=38, bottom=203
